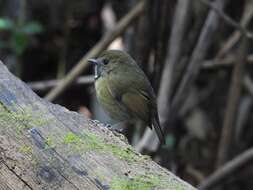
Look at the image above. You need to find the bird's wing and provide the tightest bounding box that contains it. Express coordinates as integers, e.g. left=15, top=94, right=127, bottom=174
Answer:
left=121, top=89, right=151, bottom=124
left=107, top=76, right=165, bottom=144
left=121, top=90, right=165, bottom=144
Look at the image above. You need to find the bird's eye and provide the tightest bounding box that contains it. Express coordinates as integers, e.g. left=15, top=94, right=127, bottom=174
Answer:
left=103, top=59, right=109, bottom=65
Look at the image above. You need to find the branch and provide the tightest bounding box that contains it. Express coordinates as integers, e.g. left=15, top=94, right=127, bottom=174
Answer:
left=171, top=0, right=229, bottom=111
left=198, top=148, right=253, bottom=190
left=198, top=0, right=253, bottom=39
left=217, top=0, right=253, bottom=57
left=28, top=76, right=94, bottom=91
left=202, top=54, right=253, bottom=69
left=45, top=1, right=145, bottom=101
left=201, top=58, right=253, bottom=96
left=216, top=36, right=249, bottom=167
left=135, top=0, right=191, bottom=152
left=244, top=75, right=253, bottom=95
left=158, top=0, right=191, bottom=119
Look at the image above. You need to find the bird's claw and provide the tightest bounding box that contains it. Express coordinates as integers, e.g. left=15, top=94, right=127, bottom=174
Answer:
left=105, top=124, right=124, bottom=134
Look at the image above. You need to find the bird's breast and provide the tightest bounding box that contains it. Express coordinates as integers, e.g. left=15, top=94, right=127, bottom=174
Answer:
left=95, top=77, right=130, bottom=121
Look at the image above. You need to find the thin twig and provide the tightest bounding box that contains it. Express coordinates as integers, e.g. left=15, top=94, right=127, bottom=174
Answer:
left=186, top=165, right=205, bottom=183
left=234, top=96, right=252, bottom=144
left=202, top=59, right=253, bottom=96
left=135, top=0, right=191, bottom=152
left=171, top=0, right=229, bottom=111
left=158, top=0, right=192, bottom=117
left=217, top=1, right=253, bottom=57
left=45, top=0, right=145, bottom=101
left=216, top=36, right=249, bottom=167
left=198, top=147, right=253, bottom=190
left=244, top=75, right=253, bottom=95
left=28, top=76, right=94, bottom=91
left=202, top=54, right=253, bottom=69
left=153, top=0, right=172, bottom=90
left=198, top=0, right=253, bottom=39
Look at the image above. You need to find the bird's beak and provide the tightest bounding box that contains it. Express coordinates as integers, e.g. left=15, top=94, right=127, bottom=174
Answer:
left=88, top=59, right=100, bottom=65
left=88, top=59, right=100, bottom=80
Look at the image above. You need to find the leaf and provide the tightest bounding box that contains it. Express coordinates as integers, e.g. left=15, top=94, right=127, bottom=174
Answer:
left=10, top=32, right=29, bottom=56
left=0, top=18, right=14, bottom=30
left=21, top=22, right=43, bottom=34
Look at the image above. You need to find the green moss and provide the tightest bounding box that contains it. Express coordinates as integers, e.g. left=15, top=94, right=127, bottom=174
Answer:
left=19, top=145, right=33, bottom=155
left=0, top=106, right=142, bottom=162
left=108, top=145, right=137, bottom=161
left=63, top=132, right=98, bottom=152
left=175, top=186, right=186, bottom=190
left=109, top=173, right=185, bottom=190
left=18, top=144, right=39, bottom=166
left=0, top=108, right=50, bottom=133
left=94, top=171, right=106, bottom=183
left=85, top=132, right=103, bottom=149
left=45, top=136, right=56, bottom=149
left=84, top=131, right=141, bottom=162
left=110, top=174, right=161, bottom=190
left=61, top=131, right=141, bottom=162
left=63, top=132, right=80, bottom=144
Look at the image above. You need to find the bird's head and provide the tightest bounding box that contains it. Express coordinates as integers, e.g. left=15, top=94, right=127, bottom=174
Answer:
left=88, top=50, right=135, bottom=80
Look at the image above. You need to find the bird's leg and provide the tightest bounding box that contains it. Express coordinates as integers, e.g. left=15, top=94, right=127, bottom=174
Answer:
left=105, top=122, right=129, bottom=144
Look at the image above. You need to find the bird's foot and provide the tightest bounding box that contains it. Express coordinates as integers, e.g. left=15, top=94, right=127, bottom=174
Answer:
left=105, top=124, right=124, bottom=134
left=104, top=123, right=129, bottom=144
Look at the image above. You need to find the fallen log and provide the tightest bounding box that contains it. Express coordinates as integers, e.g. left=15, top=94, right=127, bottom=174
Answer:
left=0, top=61, right=195, bottom=190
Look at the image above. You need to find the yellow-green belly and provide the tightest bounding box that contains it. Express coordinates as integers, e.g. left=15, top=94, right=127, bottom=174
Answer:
left=95, top=79, right=130, bottom=121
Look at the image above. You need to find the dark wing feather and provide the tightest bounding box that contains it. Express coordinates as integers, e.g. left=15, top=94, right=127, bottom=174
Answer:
left=121, top=90, right=150, bottom=123
left=151, top=112, right=165, bottom=144
left=121, top=89, right=165, bottom=144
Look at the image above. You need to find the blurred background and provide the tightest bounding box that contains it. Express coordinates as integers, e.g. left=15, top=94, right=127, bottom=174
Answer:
left=0, top=0, right=253, bottom=189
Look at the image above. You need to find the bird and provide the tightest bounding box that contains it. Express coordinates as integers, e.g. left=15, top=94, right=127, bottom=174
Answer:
left=88, top=50, right=165, bottom=144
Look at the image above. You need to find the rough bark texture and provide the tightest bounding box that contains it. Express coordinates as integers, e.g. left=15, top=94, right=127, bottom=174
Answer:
left=0, top=61, right=196, bottom=190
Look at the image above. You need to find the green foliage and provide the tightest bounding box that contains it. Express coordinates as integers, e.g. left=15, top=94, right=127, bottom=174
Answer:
left=21, top=22, right=43, bottom=34
left=0, top=17, right=43, bottom=56
left=0, top=18, right=14, bottom=30
left=10, top=32, right=29, bottom=56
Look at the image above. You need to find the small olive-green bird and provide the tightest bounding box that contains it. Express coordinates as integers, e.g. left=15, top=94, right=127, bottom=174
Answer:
left=89, top=50, right=165, bottom=144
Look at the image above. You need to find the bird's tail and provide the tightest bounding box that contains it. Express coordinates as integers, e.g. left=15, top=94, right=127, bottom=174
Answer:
left=152, top=115, right=165, bottom=144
